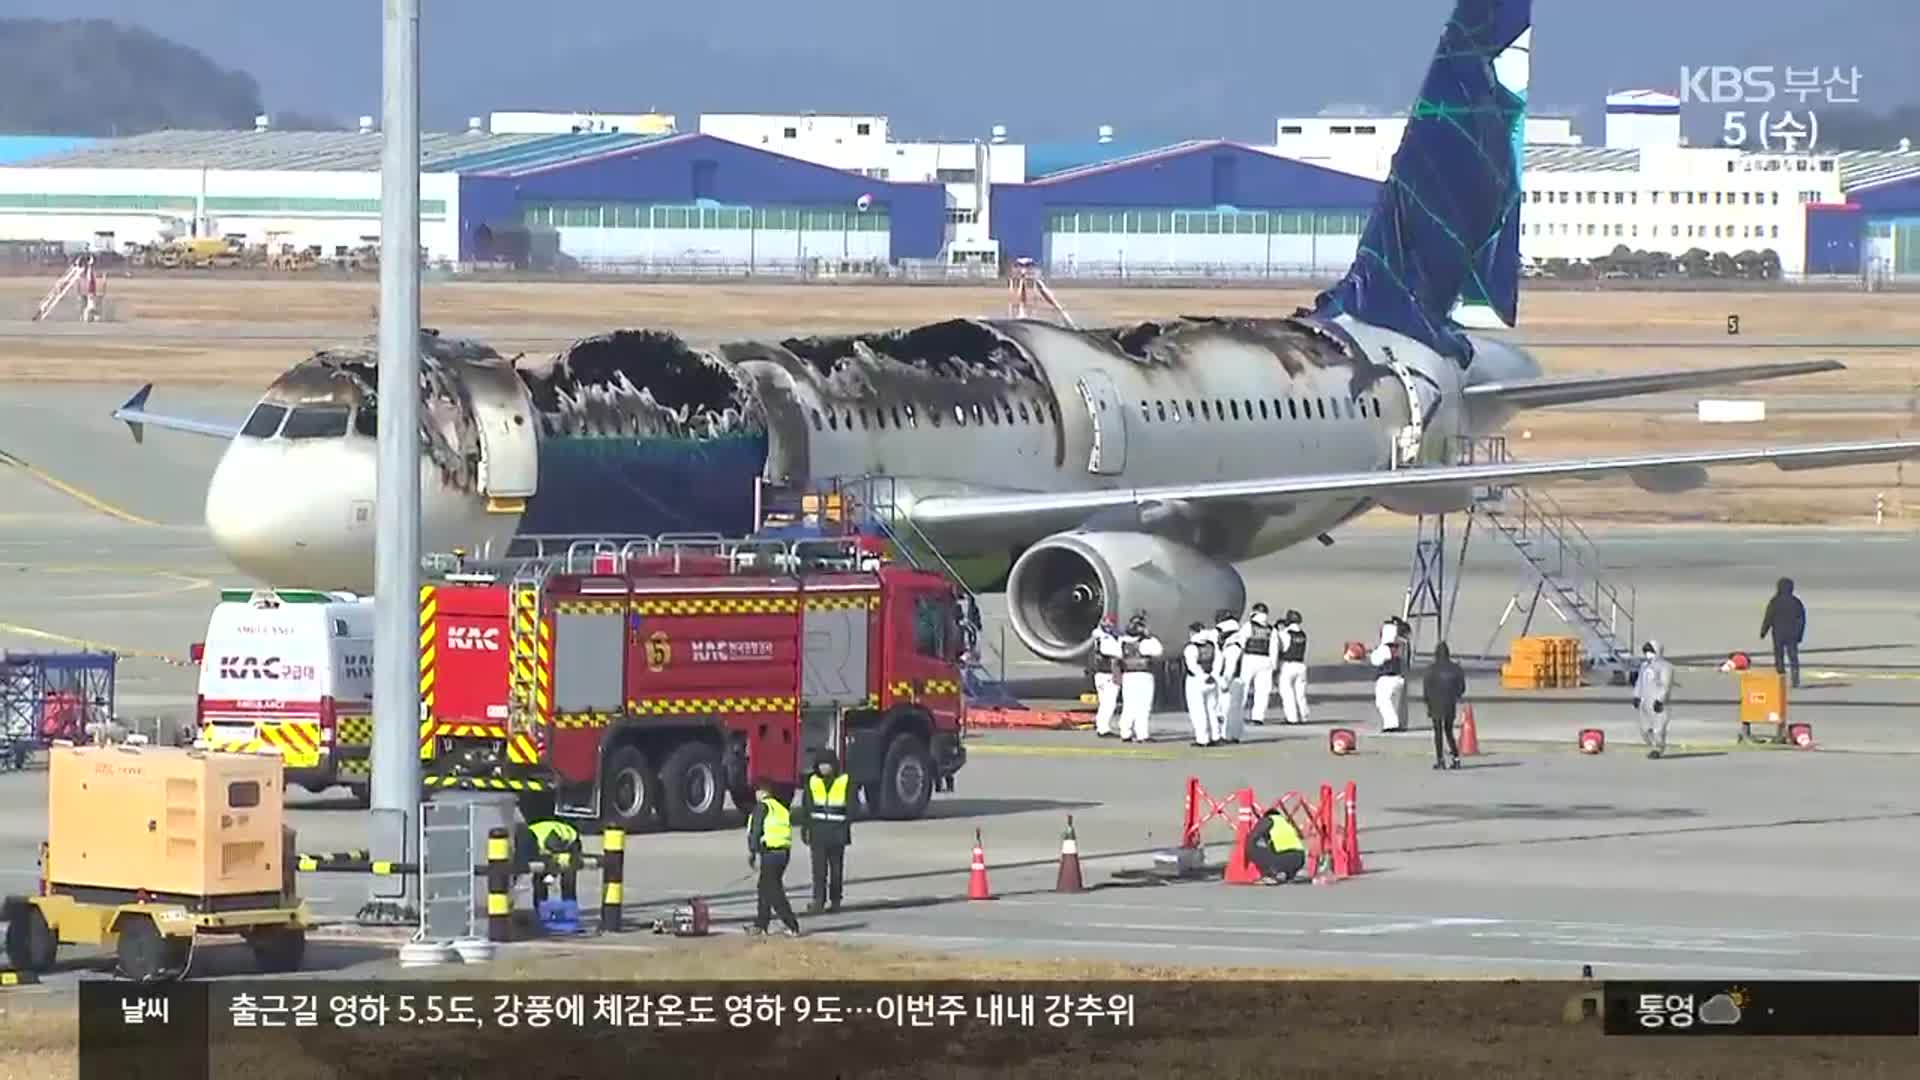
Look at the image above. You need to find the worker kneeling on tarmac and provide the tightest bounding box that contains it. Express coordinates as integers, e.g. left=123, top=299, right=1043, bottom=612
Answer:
left=799, top=751, right=852, bottom=913
left=517, top=817, right=584, bottom=903
left=1246, top=807, right=1307, bottom=885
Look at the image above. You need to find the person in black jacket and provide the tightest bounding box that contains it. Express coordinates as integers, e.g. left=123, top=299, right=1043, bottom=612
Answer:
left=1759, top=577, right=1807, bottom=688
left=1422, top=641, right=1467, bottom=770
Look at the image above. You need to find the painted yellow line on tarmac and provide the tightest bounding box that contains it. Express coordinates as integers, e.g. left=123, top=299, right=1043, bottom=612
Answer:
left=62, top=571, right=212, bottom=602
left=0, top=448, right=158, bottom=527
left=0, top=620, right=183, bottom=662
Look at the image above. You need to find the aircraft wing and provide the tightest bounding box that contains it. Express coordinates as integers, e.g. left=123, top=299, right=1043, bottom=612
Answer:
left=907, top=439, right=1920, bottom=528
left=112, top=384, right=243, bottom=444
left=1463, top=358, right=1844, bottom=410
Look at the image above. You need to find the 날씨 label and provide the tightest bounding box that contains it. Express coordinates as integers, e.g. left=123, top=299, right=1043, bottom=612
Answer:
left=1603, top=980, right=1920, bottom=1036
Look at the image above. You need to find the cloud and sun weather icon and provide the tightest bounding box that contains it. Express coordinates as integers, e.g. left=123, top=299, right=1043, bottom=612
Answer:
left=1699, top=987, right=1749, bottom=1026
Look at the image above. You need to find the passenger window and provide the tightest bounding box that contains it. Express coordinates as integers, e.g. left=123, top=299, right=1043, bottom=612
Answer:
left=1258, top=400, right=1270, bottom=420
left=1229, top=400, right=1241, bottom=421
left=1200, top=400, right=1212, bottom=420
left=1316, top=399, right=1327, bottom=419
left=1287, top=399, right=1299, bottom=420
left=970, top=403, right=985, bottom=425
left=1155, top=401, right=1167, bottom=422
left=912, top=594, right=951, bottom=660
left=280, top=405, right=351, bottom=439
left=901, top=404, right=915, bottom=427
left=1140, top=404, right=1152, bottom=422
left=858, top=407, right=870, bottom=428
left=988, top=403, right=1001, bottom=425
left=1017, top=401, right=1030, bottom=423
left=811, top=409, right=824, bottom=432
left=1002, top=401, right=1015, bottom=424
left=228, top=781, right=261, bottom=808
left=351, top=404, right=376, bottom=437
left=1047, top=400, right=1060, bottom=424
left=954, top=405, right=967, bottom=427
left=1184, top=400, right=1196, bottom=420
left=929, top=405, right=942, bottom=428
left=241, top=402, right=288, bottom=438
left=828, top=411, right=839, bottom=431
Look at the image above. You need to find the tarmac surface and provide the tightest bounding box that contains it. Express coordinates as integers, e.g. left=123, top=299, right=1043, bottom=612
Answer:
left=3, top=383, right=1920, bottom=989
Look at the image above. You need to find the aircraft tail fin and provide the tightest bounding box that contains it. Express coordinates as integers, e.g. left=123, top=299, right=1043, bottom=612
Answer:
left=1313, top=0, right=1531, bottom=357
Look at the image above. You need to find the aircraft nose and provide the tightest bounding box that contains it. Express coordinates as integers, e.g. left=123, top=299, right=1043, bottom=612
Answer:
left=204, top=439, right=370, bottom=590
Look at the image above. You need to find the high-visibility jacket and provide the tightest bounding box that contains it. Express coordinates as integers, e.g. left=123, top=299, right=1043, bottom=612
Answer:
left=758, top=796, right=792, bottom=850
left=529, top=820, right=580, bottom=854
left=1267, top=813, right=1304, bottom=854
left=807, top=774, right=850, bottom=821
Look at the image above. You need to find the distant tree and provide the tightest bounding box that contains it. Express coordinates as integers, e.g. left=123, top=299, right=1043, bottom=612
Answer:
left=0, top=18, right=264, bottom=134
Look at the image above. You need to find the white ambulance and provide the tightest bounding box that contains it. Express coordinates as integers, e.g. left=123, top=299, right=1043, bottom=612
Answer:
left=194, top=588, right=375, bottom=806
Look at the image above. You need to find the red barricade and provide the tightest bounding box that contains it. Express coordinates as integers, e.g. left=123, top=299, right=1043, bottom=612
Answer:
left=1180, top=776, right=1362, bottom=885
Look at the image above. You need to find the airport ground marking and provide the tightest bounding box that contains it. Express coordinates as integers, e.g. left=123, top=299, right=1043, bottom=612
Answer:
left=0, top=447, right=159, bottom=527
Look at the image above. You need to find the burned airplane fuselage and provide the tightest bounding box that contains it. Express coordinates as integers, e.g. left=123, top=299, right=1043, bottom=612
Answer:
left=216, top=312, right=1469, bottom=596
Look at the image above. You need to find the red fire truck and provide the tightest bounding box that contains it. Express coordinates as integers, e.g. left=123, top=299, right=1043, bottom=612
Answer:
left=417, top=535, right=968, bottom=832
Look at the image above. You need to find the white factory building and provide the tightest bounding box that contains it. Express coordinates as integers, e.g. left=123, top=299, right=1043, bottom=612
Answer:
left=0, top=101, right=1917, bottom=278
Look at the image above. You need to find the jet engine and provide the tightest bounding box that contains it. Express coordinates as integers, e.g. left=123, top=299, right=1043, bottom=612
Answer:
left=1004, top=530, right=1246, bottom=663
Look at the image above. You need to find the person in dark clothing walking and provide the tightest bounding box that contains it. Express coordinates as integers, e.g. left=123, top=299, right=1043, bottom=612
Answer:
left=1422, top=641, right=1468, bottom=770
left=1759, top=577, right=1807, bottom=688
left=745, top=777, right=801, bottom=937
left=798, top=752, right=853, bottom=913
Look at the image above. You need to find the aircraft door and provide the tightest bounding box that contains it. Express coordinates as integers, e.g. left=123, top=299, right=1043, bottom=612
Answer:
left=1075, top=372, right=1127, bottom=475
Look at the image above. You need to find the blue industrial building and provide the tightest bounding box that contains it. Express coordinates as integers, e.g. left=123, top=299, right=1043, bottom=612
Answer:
left=1848, top=172, right=1920, bottom=278
left=992, top=140, right=1382, bottom=275
left=451, top=132, right=947, bottom=267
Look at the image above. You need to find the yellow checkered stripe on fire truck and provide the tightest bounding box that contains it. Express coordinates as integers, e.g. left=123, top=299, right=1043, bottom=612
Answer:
left=418, top=585, right=438, bottom=719
left=633, top=596, right=799, bottom=616
left=336, top=715, right=373, bottom=748
left=338, top=757, right=371, bottom=780
left=554, top=598, right=625, bottom=615
left=202, top=720, right=322, bottom=768
left=510, top=588, right=554, bottom=734
left=552, top=712, right=618, bottom=730
left=423, top=775, right=548, bottom=792
left=804, top=592, right=879, bottom=611
left=922, top=678, right=960, bottom=696
left=624, top=696, right=796, bottom=716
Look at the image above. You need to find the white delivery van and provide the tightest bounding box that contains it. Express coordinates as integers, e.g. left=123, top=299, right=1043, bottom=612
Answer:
left=195, top=588, right=375, bottom=806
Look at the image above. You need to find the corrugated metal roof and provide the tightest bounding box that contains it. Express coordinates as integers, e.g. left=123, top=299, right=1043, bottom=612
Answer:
left=1023, top=141, right=1169, bottom=180
left=1027, top=140, right=1223, bottom=184
left=0, top=135, right=97, bottom=165
left=1524, top=146, right=1640, bottom=172
left=450, top=132, right=685, bottom=177
left=1837, top=150, right=1920, bottom=191
left=21, top=129, right=554, bottom=171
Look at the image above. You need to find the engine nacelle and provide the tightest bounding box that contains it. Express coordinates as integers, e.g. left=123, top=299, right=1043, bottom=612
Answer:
left=1005, top=531, right=1246, bottom=662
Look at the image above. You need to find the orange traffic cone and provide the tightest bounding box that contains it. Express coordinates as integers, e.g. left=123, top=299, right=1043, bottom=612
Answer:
left=1223, top=789, right=1263, bottom=885
left=1055, top=816, right=1085, bottom=893
left=968, top=829, right=993, bottom=900
left=1458, top=704, right=1481, bottom=756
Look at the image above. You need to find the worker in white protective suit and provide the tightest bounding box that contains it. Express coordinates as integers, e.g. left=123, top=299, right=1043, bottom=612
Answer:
left=1634, top=639, right=1677, bottom=759
left=1090, top=614, right=1124, bottom=738
left=1276, top=609, right=1311, bottom=725
left=1238, top=604, right=1281, bottom=727
left=1369, top=619, right=1408, bottom=733
left=1182, top=622, right=1223, bottom=747
left=1116, top=614, right=1164, bottom=743
left=1213, top=610, right=1245, bottom=744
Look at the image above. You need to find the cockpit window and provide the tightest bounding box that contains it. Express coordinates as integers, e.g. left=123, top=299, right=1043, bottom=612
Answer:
left=280, top=405, right=351, bottom=440
left=240, top=403, right=287, bottom=439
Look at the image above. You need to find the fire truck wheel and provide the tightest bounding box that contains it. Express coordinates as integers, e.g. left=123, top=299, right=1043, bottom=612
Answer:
left=659, top=742, right=728, bottom=831
left=876, top=734, right=935, bottom=820
left=601, top=745, right=662, bottom=833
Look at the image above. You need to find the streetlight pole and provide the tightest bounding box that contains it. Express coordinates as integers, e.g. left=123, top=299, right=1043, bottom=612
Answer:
left=368, top=0, right=423, bottom=921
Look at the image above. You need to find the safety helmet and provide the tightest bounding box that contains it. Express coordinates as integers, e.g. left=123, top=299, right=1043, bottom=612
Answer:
left=1285, top=609, right=1302, bottom=624
left=1215, top=608, right=1235, bottom=623
left=1188, top=621, right=1206, bottom=634
left=1250, top=602, right=1269, bottom=614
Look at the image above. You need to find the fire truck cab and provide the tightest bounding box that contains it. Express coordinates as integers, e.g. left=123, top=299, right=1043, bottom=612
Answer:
left=419, top=535, right=969, bottom=832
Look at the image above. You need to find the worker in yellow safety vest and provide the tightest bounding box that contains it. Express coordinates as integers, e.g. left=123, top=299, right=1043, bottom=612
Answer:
left=798, top=752, right=854, bottom=913
left=1246, top=808, right=1307, bottom=885
left=746, top=777, right=802, bottom=936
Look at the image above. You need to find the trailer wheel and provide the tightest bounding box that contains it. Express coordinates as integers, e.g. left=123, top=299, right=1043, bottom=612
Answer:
left=247, top=927, right=306, bottom=974
left=115, top=915, right=189, bottom=983
left=659, top=742, right=728, bottom=831
left=4, top=902, right=57, bottom=973
left=876, top=734, right=935, bottom=820
left=601, top=745, right=661, bottom=834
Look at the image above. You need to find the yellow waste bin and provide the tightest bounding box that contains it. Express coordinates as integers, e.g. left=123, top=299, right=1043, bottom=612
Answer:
left=1737, top=671, right=1788, bottom=742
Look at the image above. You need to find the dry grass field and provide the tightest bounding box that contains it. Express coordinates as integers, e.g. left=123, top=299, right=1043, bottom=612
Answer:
left=0, top=275, right=1914, bottom=525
